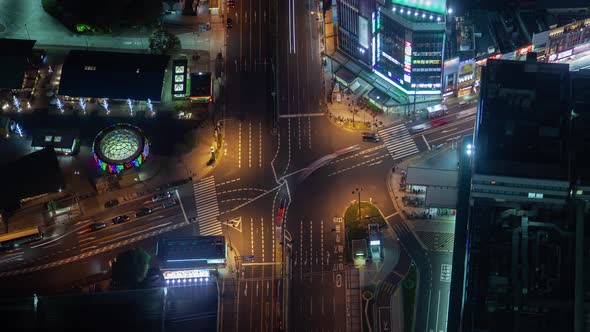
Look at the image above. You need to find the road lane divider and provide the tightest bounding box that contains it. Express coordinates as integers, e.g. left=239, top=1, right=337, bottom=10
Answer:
left=0, top=219, right=194, bottom=278
left=97, top=222, right=173, bottom=246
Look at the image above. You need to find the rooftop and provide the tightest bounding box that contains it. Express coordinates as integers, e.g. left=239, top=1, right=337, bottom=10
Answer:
left=31, top=129, right=78, bottom=150
left=0, top=38, right=36, bottom=89
left=189, top=72, right=212, bottom=98
left=0, top=147, right=64, bottom=210
left=58, top=50, right=170, bottom=101
left=156, top=236, right=226, bottom=270
left=475, top=58, right=570, bottom=180
left=406, top=167, right=458, bottom=187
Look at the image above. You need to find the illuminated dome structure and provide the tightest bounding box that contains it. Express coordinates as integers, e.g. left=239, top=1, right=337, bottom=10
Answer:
left=92, top=123, right=149, bottom=174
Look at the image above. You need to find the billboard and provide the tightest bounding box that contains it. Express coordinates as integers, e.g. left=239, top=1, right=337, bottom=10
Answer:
left=392, top=0, right=447, bottom=15
left=359, top=17, right=369, bottom=49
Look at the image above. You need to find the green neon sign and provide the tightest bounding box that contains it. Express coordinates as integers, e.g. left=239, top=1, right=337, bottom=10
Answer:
left=392, top=0, right=447, bottom=15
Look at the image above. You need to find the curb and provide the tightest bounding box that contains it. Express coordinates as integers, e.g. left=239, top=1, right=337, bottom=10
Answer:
left=385, top=170, right=428, bottom=250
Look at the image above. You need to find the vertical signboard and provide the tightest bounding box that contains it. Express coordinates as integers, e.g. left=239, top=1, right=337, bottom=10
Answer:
left=359, top=17, right=369, bottom=49
left=403, top=41, right=412, bottom=83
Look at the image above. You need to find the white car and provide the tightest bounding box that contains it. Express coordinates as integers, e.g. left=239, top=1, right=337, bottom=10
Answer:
left=152, top=192, right=172, bottom=202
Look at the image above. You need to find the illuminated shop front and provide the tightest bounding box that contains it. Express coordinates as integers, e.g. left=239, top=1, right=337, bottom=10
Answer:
left=92, top=123, right=149, bottom=174
left=373, top=0, right=446, bottom=97
left=532, top=19, right=590, bottom=63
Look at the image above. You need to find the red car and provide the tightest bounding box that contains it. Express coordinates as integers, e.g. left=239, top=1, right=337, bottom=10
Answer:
left=431, top=118, right=449, bottom=127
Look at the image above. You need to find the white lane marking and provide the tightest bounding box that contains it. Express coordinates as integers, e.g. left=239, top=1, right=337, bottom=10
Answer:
left=435, top=290, right=441, bottom=332
left=98, top=222, right=173, bottom=245
left=278, top=113, right=324, bottom=118
left=428, top=127, right=475, bottom=143
left=259, top=122, right=262, bottom=167
left=238, top=122, right=242, bottom=168
left=426, top=289, right=432, bottom=332
left=216, top=178, right=241, bottom=187
left=422, top=135, right=431, bottom=150
left=32, top=223, right=92, bottom=248
left=81, top=245, right=98, bottom=252
left=78, top=237, right=96, bottom=243
left=308, top=116, right=312, bottom=149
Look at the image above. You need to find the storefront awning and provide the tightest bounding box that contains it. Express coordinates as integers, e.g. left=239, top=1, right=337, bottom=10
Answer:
left=335, top=67, right=357, bottom=87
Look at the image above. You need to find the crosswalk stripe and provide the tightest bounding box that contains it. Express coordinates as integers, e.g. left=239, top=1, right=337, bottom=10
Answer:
left=379, top=124, right=420, bottom=161
left=193, top=176, right=222, bottom=236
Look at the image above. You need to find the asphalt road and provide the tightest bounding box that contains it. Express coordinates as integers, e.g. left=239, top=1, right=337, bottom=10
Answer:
left=0, top=0, right=478, bottom=329
left=277, top=0, right=322, bottom=116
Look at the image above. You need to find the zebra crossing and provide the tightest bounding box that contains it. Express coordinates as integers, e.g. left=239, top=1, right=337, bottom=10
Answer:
left=378, top=123, right=420, bottom=161
left=193, top=176, right=222, bottom=236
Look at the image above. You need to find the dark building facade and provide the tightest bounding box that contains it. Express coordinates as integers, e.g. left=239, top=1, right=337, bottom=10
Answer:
left=449, top=56, right=589, bottom=331
left=336, top=0, right=375, bottom=68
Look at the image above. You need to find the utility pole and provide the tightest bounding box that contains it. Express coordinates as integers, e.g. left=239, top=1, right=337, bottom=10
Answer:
left=225, top=221, right=233, bottom=251
left=24, top=24, right=31, bottom=40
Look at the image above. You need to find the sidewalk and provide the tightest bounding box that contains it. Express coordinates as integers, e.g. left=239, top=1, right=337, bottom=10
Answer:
left=322, top=58, right=400, bottom=132
left=388, top=148, right=458, bottom=253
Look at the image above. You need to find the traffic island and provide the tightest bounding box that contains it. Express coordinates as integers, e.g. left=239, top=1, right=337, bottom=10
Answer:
left=402, top=264, right=418, bottom=332
left=343, top=201, right=387, bottom=263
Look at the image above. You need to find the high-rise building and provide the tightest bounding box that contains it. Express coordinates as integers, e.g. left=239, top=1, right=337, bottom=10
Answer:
left=373, top=0, right=447, bottom=97
left=449, top=54, right=590, bottom=331
left=336, top=0, right=375, bottom=68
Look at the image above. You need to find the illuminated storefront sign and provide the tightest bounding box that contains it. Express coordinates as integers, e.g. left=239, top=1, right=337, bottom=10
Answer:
left=391, top=0, right=446, bottom=14
left=163, top=269, right=210, bottom=280
left=382, top=52, right=401, bottom=66
left=172, top=60, right=187, bottom=96
left=518, top=45, right=533, bottom=56
left=404, top=41, right=412, bottom=83
left=206, top=258, right=226, bottom=264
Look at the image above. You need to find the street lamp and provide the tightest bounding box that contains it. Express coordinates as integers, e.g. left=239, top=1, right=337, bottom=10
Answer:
left=352, top=187, right=363, bottom=221
left=225, top=220, right=233, bottom=251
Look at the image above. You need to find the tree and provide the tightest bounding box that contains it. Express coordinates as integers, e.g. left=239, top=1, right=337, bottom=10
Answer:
left=42, top=0, right=163, bottom=32
left=149, top=29, right=181, bottom=54
left=111, top=248, right=151, bottom=289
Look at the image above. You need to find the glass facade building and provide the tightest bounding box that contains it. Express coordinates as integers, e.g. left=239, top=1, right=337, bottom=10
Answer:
left=373, top=1, right=446, bottom=96
left=336, top=0, right=375, bottom=67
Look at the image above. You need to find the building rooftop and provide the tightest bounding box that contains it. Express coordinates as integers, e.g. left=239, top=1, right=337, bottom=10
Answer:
left=0, top=38, right=36, bottom=89
left=189, top=72, right=212, bottom=99
left=475, top=58, right=570, bottom=180
left=0, top=147, right=64, bottom=210
left=58, top=50, right=170, bottom=101
left=31, top=129, right=78, bottom=151
left=156, top=236, right=225, bottom=270
left=406, top=167, right=458, bottom=187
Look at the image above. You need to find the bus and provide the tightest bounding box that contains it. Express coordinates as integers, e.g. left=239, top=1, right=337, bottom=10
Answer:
left=427, top=104, right=448, bottom=118
left=0, top=226, right=44, bottom=250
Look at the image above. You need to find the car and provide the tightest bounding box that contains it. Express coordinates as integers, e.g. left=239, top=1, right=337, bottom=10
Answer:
left=162, top=199, right=177, bottom=208
left=136, top=208, right=152, bottom=217
left=112, top=215, right=130, bottom=224
left=104, top=199, right=119, bottom=208
left=152, top=192, right=171, bottom=202
left=362, top=132, right=380, bottom=142
left=88, top=222, right=107, bottom=232
left=227, top=18, right=233, bottom=29
left=431, top=118, right=449, bottom=127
